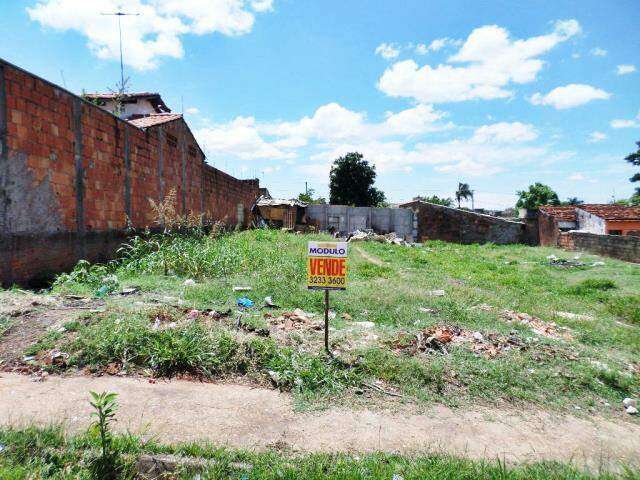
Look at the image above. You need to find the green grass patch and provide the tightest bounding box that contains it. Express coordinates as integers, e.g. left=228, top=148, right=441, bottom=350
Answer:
left=41, top=230, right=640, bottom=412
left=1, top=426, right=637, bottom=480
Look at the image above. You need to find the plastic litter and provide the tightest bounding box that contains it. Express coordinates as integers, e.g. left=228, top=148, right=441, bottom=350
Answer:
left=237, top=297, right=254, bottom=308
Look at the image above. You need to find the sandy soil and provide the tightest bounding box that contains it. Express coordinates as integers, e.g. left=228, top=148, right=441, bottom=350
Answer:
left=1, top=373, right=638, bottom=472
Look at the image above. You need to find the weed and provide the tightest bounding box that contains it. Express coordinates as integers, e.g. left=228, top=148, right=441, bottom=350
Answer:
left=88, top=391, right=123, bottom=479
left=567, top=278, right=617, bottom=295
left=607, top=295, right=640, bottom=325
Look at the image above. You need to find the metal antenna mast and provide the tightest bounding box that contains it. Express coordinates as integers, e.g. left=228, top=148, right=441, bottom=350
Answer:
left=100, top=10, right=139, bottom=94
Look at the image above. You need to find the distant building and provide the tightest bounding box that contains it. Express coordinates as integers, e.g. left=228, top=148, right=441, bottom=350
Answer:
left=83, top=92, right=171, bottom=120
left=539, top=204, right=640, bottom=246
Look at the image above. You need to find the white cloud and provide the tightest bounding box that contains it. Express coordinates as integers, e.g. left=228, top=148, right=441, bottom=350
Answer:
left=415, top=37, right=462, bottom=54
left=610, top=119, right=639, bottom=128
left=529, top=84, right=610, bottom=109
left=377, top=19, right=581, bottom=104
left=470, top=122, right=538, bottom=144
left=185, top=107, right=199, bottom=115
left=260, top=102, right=450, bottom=142
left=616, top=64, right=636, bottom=75
left=375, top=43, right=400, bottom=60
left=195, top=116, right=295, bottom=161
left=588, top=131, right=607, bottom=142
left=590, top=47, right=607, bottom=57
left=27, top=0, right=272, bottom=70
left=569, top=173, right=585, bottom=180
left=250, top=0, right=273, bottom=12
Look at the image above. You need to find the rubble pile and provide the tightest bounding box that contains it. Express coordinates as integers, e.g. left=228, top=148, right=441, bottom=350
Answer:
left=266, top=309, right=323, bottom=332
left=501, top=310, right=573, bottom=340
left=347, top=229, right=413, bottom=246
left=391, top=324, right=527, bottom=358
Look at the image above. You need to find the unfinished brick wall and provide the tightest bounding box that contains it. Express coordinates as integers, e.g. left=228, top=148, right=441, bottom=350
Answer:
left=538, top=212, right=560, bottom=247
left=400, top=201, right=529, bottom=245
left=559, top=231, right=639, bottom=263
left=0, top=59, right=260, bottom=286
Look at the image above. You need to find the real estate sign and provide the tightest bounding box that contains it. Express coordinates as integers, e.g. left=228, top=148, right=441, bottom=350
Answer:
left=307, top=241, right=348, bottom=290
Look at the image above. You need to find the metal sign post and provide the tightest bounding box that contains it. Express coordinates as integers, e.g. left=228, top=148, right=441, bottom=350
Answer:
left=307, top=241, right=348, bottom=354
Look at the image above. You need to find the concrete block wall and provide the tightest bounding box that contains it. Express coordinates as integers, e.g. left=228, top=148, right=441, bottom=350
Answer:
left=306, top=204, right=415, bottom=240
left=0, top=58, right=260, bottom=286
left=401, top=201, right=528, bottom=245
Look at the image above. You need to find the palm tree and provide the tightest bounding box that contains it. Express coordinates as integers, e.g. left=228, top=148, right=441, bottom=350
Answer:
left=455, top=183, right=473, bottom=208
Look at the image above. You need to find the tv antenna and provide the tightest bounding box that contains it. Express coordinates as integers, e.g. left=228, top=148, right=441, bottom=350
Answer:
left=100, top=10, right=140, bottom=94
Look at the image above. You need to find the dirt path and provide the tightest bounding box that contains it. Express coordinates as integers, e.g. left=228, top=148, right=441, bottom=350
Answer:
left=355, top=246, right=386, bottom=266
left=1, top=373, right=638, bottom=471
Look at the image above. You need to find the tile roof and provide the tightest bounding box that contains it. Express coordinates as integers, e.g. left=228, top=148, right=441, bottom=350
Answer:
left=538, top=205, right=577, bottom=221
left=84, top=92, right=171, bottom=113
left=127, top=113, right=183, bottom=128
left=578, top=204, right=640, bottom=221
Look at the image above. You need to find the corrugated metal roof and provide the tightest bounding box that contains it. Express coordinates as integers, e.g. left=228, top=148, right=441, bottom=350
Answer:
left=256, top=198, right=307, bottom=207
left=128, top=113, right=183, bottom=128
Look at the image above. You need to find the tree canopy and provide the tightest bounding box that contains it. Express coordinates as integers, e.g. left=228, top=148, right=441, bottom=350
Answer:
left=515, top=183, right=560, bottom=211
left=455, top=183, right=473, bottom=208
left=413, top=195, right=453, bottom=207
left=297, top=188, right=326, bottom=205
left=329, top=152, right=386, bottom=207
left=626, top=140, right=640, bottom=205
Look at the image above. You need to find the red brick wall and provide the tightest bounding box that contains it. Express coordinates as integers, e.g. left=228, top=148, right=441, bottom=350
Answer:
left=0, top=59, right=260, bottom=286
left=560, top=231, right=640, bottom=263
left=400, top=201, right=528, bottom=244
left=538, top=212, right=560, bottom=246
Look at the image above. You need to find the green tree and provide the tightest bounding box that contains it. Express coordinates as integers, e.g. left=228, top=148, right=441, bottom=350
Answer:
left=455, top=183, right=473, bottom=208
left=516, top=182, right=560, bottom=211
left=563, top=197, right=584, bottom=205
left=413, top=195, right=453, bottom=207
left=625, top=140, right=640, bottom=205
left=329, top=152, right=386, bottom=207
left=297, top=188, right=326, bottom=205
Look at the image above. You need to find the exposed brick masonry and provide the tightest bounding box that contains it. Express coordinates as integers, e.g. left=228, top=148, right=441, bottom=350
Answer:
left=0, top=58, right=260, bottom=286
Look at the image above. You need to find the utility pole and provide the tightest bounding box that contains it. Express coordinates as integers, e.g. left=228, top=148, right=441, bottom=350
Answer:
left=100, top=10, right=139, bottom=94
left=305, top=181, right=308, bottom=195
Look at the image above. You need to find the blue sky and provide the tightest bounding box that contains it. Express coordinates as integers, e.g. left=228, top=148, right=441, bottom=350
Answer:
left=1, top=0, right=639, bottom=208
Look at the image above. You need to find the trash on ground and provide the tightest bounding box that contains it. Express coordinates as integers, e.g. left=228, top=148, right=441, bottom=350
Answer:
left=623, top=398, right=637, bottom=409
left=626, top=406, right=639, bottom=415
left=392, top=324, right=526, bottom=358
left=264, top=296, right=279, bottom=308
left=233, top=286, right=252, bottom=292
left=341, top=313, right=352, bottom=320
left=353, top=321, right=375, bottom=329
left=207, top=309, right=231, bottom=319
left=183, top=279, right=196, bottom=286
left=501, top=310, right=572, bottom=340
left=426, top=289, right=445, bottom=297
left=186, top=309, right=200, bottom=319
left=470, top=304, right=494, bottom=312
left=237, top=297, right=254, bottom=308
left=554, top=311, right=594, bottom=321
left=120, top=287, right=139, bottom=295
left=419, top=307, right=438, bottom=314
left=547, top=257, right=586, bottom=268
left=268, top=308, right=322, bottom=331
left=346, top=229, right=413, bottom=246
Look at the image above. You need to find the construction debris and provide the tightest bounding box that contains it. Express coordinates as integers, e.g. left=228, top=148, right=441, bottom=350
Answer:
left=268, top=309, right=322, bottom=332
left=347, top=229, right=413, bottom=246
left=501, top=310, right=572, bottom=340
left=392, top=324, right=527, bottom=358
left=426, top=289, right=446, bottom=297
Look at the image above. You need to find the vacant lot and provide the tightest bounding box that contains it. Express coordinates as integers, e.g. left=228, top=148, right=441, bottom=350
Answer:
left=2, top=229, right=638, bottom=413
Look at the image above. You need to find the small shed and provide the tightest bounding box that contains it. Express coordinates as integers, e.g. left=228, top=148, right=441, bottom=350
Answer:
left=253, top=197, right=308, bottom=229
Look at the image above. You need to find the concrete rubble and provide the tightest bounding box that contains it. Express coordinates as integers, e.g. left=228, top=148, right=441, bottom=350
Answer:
left=347, top=229, right=415, bottom=246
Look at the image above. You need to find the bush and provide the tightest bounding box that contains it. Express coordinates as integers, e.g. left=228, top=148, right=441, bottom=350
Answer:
left=567, top=278, right=617, bottom=295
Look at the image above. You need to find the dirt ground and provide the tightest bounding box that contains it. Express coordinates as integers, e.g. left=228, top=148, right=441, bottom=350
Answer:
left=1, top=373, right=638, bottom=472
